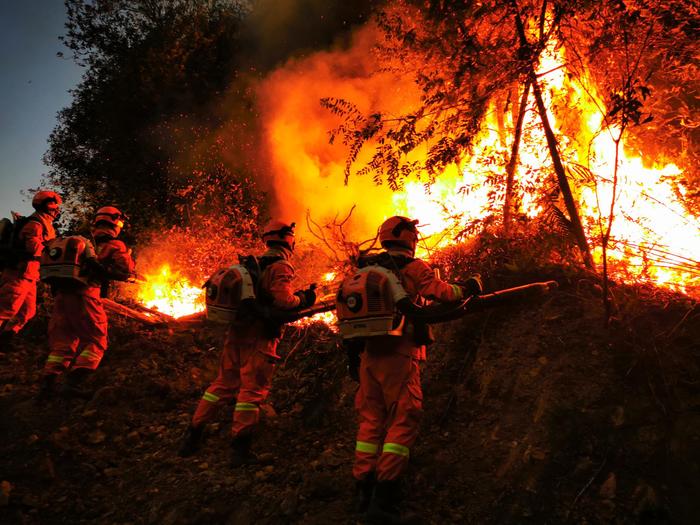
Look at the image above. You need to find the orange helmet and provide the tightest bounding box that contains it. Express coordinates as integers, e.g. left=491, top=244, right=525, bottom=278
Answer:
left=32, top=190, right=62, bottom=211
left=379, top=216, right=419, bottom=252
left=262, top=220, right=296, bottom=250
left=93, top=206, right=126, bottom=232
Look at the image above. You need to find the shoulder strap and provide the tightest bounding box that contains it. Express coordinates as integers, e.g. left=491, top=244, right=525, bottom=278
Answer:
left=358, top=252, right=414, bottom=271
left=237, top=255, right=262, bottom=295
left=11, top=216, right=32, bottom=246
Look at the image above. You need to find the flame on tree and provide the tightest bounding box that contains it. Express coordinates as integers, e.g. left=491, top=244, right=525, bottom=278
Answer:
left=320, top=0, right=698, bottom=293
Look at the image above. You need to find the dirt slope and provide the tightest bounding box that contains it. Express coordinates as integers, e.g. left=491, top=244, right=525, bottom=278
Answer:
left=1, top=276, right=699, bottom=525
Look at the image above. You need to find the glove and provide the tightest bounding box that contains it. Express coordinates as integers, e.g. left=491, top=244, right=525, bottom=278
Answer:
left=294, top=286, right=317, bottom=308
left=461, top=275, right=483, bottom=297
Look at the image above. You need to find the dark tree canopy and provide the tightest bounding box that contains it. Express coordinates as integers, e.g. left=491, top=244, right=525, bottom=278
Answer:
left=46, top=0, right=262, bottom=237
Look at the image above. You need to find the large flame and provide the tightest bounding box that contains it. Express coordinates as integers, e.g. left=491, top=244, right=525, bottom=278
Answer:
left=258, top=23, right=698, bottom=295
left=136, top=264, right=205, bottom=318
left=132, top=20, right=697, bottom=319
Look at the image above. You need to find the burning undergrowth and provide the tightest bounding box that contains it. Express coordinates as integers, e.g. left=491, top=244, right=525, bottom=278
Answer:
left=123, top=225, right=343, bottom=319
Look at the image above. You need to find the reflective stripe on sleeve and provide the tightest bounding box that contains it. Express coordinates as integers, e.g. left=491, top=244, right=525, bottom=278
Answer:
left=46, top=354, right=64, bottom=363
left=382, top=442, right=410, bottom=457
left=355, top=441, right=379, bottom=454
left=79, top=349, right=99, bottom=360
left=202, top=392, right=220, bottom=403
left=451, top=284, right=463, bottom=299
left=234, top=402, right=259, bottom=411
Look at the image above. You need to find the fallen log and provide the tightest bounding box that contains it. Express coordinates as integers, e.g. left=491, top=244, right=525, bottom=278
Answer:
left=102, top=298, right=173, bottom=326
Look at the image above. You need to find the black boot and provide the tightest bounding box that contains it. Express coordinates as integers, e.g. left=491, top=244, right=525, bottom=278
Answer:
left=178, top=425, right=205, bottom=457
left=37, top=374, right=58, bottom=401
left=0, top=330, right=16, bottom=353
left=354, top=472, right=376, bottom=513
left=61, top=368, right=94, bottom=398
left=367, top=479, right=403, bottom=524
left=230, top=434, right=257, bottom=467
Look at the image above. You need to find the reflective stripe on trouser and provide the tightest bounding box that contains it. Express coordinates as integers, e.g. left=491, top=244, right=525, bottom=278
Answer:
left=0, top=276, right=37, bottom=334
left=44, top=292, right=107, bottom=374
left=353, top=343, right=423, bottom=482
left=191, top=324, right=277, bottom=436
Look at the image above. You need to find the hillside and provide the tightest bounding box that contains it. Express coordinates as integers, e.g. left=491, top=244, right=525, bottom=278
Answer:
left=1, top=272, right=699, bottom=524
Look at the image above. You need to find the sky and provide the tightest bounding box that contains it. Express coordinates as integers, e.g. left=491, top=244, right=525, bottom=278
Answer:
left=0, top=1, right=82, bottom=215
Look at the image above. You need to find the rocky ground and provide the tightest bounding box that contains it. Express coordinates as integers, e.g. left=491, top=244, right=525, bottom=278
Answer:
left=1, top=271, right=699, bottom=524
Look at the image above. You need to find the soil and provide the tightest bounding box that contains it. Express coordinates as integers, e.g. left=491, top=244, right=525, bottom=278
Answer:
left=1, top=273, right=699, bottom=524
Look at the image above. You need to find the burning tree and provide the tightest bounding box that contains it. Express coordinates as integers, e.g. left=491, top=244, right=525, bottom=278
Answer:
left=319, top=0, right=699, bottom=295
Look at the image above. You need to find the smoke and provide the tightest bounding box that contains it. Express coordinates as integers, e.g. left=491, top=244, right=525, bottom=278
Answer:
left=239, top=0, right=373, bottom=70
left=165, top=0, right=386, bottom=243
left=255, top=23, right=423, bottom=242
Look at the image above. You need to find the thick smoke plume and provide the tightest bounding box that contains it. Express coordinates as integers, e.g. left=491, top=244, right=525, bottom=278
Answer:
left=255, top=24, right=422, bottom=242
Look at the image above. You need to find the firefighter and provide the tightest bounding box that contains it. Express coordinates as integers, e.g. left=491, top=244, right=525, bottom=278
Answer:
left=39, top=206, right=135, bottom=397
left=0, top=191, right=60, bottom=351
left=179, top=220, right=316, bottom=466
left=351, top=216, right=482, bottom=523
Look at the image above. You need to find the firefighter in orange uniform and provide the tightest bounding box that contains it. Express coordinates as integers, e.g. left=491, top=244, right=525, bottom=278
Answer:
left=0, top=191, right=60, bottom=351
left=351, top=216, right=482, bottom=523
left=39, top=206, right=135, bottom=396
left=179, top=220, right=316, bottom=465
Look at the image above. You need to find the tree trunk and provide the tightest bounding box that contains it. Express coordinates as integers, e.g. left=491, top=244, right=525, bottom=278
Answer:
left=504, top=79, right=531, bottom=235
left=529, top=72, right=594, bottom=268
left=510, top=0, right=594, bottom=269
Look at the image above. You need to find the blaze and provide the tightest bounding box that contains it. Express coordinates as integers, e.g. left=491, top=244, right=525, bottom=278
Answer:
left=132, top=19, right=698, bottom=320
left=135, top=264, right=205, bottom=318
left=541, top=44, right=699, bottom=294
left=258, top=23, right=698, bottom=295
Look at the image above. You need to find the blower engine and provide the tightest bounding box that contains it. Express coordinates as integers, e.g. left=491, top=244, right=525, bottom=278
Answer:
left=204, top=265, right=256, bottom=323
left=336, top=266, right=410, bottom=339
left=40, top=236, right=97, bottom=286
left=205, top=255, right=338, bottom=325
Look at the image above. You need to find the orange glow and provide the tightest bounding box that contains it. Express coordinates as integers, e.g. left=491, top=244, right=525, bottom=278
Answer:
left=132, top=22, right=697, bottom=323
left=293, top=309, right=338, bottom=329
left=258, top=23, right=698, bottom=295
left=539, top=44, right=699, bottom=294
left=136, top=264, right=205, bottom=318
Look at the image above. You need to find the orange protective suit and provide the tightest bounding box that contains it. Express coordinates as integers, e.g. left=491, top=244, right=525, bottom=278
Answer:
left=43, top=234, right=134, bottom=374
left=353, top=249, right=463, bottom=482
left=192, top=247, right=302, bottom=437
left=0, top=213, right=55, bottom=334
